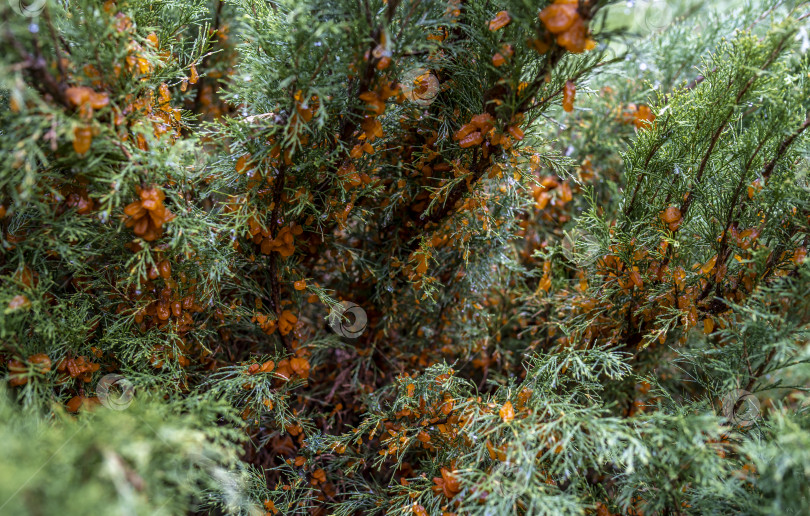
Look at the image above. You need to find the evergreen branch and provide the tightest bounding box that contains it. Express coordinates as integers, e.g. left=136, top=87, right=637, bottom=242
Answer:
left=762, top=110, right=810, bottom=180
left=269, top=163, right=290, bottom=352
left=3, top=28, right=70, bottom=109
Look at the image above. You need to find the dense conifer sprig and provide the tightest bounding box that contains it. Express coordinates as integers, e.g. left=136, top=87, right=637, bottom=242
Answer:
left=1, top=0, right=810, bottom=514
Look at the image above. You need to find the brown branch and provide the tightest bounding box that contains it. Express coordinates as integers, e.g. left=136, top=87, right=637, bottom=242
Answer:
left=42, top=7, right=67, bottom=80
left=268, top=164, right=290, bottom=352
left=698, top=111, right=810, bottom=302
left=762, top=111, right=810, bottom=180
left=4, top=28, right=70, bottom=109
left=743, top=347, right=777, bottom=392
left=624, top=137, right=666, bottom=217
left=309, top=8, right=393, bottom=210
left=191, top=0, right=225, bottom=113
left=657, top=35, right=790, bottom=274
left=399, top=145, right=497, bottom=254
left=625, top=71, right=707, bottom=217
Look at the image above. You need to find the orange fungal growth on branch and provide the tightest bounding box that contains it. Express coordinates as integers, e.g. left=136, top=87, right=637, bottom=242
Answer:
left=488, top=11, right=511, bottom=31
left=540, top=0, right=597, bottom=53
left=123, top=186, right=175, bottom=241
left=4, top=1, right=807, bottom=513
left=562, top=80, right=576, bottom=112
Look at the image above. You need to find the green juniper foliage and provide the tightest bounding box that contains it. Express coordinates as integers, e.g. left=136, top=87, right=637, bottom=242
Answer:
left=1, top=0, right=810, bottom=514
